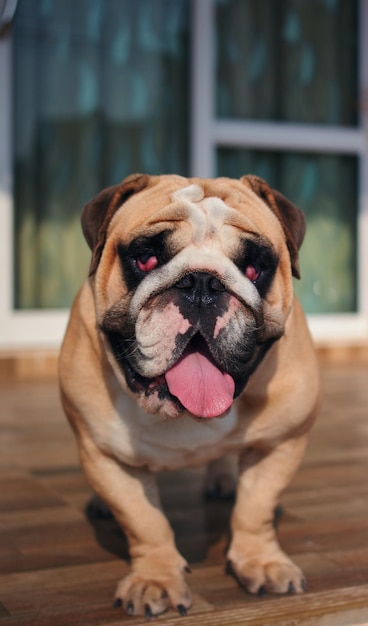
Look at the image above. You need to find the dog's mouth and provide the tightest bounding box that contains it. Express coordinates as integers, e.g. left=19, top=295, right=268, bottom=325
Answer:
left=122, top=335, right=235, bottom=419
left=165, top=336, right=235, bottom=418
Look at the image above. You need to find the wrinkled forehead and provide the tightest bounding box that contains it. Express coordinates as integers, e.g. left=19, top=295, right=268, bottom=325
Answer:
left=110, top=176, right=280, bottom=240
left=169, top=184, right=254, bottom=243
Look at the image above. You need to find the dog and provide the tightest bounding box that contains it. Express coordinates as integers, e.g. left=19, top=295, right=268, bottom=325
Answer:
left=59, top=173, right=320, bottom=618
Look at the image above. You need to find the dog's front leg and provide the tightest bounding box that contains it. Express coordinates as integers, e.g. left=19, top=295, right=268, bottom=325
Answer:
left=227, top=435, right=307, bottom=595
left=79, top=437, right=191, bottom=618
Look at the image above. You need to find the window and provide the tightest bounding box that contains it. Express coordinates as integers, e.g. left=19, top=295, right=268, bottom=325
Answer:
left=0, top=0, right=367, bottom=348
left=191, top=0, right=368, bottom=340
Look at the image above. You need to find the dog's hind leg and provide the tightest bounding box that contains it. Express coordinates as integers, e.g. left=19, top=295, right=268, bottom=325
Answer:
left=204, top=453, right=239, bottom=500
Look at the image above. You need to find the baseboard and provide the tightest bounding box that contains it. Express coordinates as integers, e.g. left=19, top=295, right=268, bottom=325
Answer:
left=0, top=343, right=367, bottom=383
left=0, top=350, right=60, bottom=382
left=316, top=343, right=368, bottom=365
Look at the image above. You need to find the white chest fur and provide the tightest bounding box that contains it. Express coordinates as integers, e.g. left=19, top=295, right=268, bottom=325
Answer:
left=93, top=389, right=240, bottom=472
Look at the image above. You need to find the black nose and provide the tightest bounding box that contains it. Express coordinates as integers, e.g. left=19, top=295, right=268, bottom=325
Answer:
left=174, top=272, right=226, bottom=306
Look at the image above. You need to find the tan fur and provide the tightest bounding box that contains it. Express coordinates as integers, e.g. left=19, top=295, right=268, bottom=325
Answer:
left=59, top=174, right=320, bottom=617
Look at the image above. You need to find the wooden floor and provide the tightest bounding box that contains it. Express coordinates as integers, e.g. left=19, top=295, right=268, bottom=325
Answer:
left=1, top=364, right=368, bottom=625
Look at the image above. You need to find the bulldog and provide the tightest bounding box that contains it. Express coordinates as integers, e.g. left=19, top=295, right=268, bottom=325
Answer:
left=59, top=173, right=320, bottom=618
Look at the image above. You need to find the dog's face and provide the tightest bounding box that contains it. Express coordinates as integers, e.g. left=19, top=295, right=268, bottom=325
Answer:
left=82, top=174, right=305, bottom=419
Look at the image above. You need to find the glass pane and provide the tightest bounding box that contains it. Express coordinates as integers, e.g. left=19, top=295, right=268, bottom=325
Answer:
left=217, top=149, right=357, bottom=314
left=13, top=0, right=190, bottom=309
left=216, top=0, right=358, bottom=125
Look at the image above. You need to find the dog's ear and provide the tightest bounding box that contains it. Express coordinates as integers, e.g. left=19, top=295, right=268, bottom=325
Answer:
left=82, top=173, right=149, bottom=276
left=241, top=175, right=306, bottom=279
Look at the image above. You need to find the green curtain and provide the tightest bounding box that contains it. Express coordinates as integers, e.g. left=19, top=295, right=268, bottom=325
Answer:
left=217, top=149, right=357, bottom=314
left=216, top=0, right=357, bottom=125
left=216, top=0, right=358, bottom=314
left=13, top=0, right=190, bottom=309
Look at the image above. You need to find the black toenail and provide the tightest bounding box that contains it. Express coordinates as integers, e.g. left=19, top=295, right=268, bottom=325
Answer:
left=126, top=601, right=135, bottom=615
left=177, top=604, right=187, bottom=616
left=288, top=581, right=296, bottom=594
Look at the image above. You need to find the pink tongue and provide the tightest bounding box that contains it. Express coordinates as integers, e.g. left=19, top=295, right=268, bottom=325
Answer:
left=165, top=348, right=235, bottom=418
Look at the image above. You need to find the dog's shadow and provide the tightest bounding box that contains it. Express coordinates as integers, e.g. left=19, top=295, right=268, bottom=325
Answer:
left=85, top=467, right=235, bottom=565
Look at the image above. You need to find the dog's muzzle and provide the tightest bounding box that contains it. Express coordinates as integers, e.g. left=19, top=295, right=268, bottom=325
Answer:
left=102, top=268, right=267, bottom=420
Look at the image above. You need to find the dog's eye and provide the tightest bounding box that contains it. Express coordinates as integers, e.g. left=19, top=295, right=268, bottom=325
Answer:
left=136, top=253, right=158, bottom=272
left=117, top=229, right=174, bottom=291
left=245, top=265, right=260, bottom=283
left=235, top=238, right=278, bottom=296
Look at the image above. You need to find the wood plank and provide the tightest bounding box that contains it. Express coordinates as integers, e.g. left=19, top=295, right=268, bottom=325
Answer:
left=1, top=345, right=368, bottom=384
left=1, top=365, right=368, bottom=625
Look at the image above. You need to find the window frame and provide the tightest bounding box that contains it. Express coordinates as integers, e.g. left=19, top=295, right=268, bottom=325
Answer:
left=0, top=0, right=367, bottom=350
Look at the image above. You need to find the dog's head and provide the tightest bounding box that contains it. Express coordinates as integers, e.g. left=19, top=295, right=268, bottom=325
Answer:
left=82, top=173, right=305, bottom=419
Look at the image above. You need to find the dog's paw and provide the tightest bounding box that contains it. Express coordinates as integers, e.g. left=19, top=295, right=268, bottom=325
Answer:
left=227, top=546, right=307, bottom=596
left=113, top=550, right=192, bottom=617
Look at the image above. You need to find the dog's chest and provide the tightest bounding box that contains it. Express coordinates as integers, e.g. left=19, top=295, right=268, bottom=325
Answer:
left=98, top=393, right=240, bottom=471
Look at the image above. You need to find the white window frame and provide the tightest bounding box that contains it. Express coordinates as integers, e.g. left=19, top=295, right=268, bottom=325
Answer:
left=0, top=0, right=367, bottom=350
left=190, top=0, right=368, bottom=344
